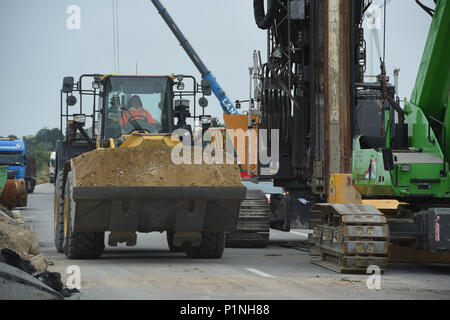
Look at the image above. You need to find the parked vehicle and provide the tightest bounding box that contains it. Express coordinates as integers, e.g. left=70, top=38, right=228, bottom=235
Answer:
left=0, top=138, right=35, bottom=208
left=49, top=152, right=56, bottom=184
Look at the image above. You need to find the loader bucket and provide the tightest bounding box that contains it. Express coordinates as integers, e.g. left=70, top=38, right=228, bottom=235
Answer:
left=70, top=184, right=246, bottom=234
left=66, top=142, right=246, bottom=237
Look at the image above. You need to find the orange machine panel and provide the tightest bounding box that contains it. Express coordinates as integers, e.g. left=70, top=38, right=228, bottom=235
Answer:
left=223, top=114, right=259, bottom=174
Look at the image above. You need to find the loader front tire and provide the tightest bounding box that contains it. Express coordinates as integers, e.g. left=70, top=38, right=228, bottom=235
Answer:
left=184, top=231, right=225, bottom=259
left=63, top=172, right=105, bottom=259
left=54, top=171, right=65, bottom=253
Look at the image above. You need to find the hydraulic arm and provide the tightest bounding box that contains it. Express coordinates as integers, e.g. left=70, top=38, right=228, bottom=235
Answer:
left=409, top=0, right=450, bottom=160
left=150, top=0, right=239, bottom=115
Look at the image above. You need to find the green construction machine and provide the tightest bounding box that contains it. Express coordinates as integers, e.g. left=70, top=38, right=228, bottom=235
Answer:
left=311, top=0, right=450, bottom=273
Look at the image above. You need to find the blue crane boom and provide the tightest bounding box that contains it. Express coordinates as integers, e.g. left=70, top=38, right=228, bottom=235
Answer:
left=150, top=0, right=239, bottom=115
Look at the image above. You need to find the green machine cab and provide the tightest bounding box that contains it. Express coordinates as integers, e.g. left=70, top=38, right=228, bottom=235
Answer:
left=353, top=0, right=450, bottom=200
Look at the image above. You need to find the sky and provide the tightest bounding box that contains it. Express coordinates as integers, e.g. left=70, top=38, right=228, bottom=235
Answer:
left=0, top=0, right=436, bottom=138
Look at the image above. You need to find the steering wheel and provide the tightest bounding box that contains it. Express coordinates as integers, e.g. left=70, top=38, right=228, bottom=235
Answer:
left=123, top=115, right=147, bottom=134
left=124, top=115, right=160, bottom=134
left=127, top=114, right=148, bottom=124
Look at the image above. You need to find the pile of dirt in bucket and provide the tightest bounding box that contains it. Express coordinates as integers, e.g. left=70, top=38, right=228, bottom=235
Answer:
left=72, top=144, right=243, bottom=187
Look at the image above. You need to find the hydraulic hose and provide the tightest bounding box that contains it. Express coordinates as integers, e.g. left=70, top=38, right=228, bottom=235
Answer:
left=254, top=0, right=279, bottom=30
left=415, top=0, right=435, bottom=17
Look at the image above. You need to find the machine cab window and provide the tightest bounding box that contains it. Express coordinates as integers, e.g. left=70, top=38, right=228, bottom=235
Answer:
left=103, top=76, right=173, bottom=139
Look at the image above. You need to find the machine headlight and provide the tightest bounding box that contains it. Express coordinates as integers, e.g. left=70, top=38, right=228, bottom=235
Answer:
left=92, top=81, right=100, bottom=90
left=200, top=115, right=212, bottom=125
left=73, top=114, right=86, bottom=125
left=177, top=82, right=185, bottom=90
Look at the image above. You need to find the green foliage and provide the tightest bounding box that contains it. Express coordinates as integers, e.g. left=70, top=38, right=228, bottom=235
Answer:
left=211, top=117, right=225, bottom=128
left=23, top=128, right=62, bottom=150
left=20, top=128, right=64, bottom=177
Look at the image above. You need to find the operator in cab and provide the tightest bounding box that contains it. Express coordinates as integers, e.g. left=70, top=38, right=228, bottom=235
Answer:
left=121, top=95, right=158, bottom=128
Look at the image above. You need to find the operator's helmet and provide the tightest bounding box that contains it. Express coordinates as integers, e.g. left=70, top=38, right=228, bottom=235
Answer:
left=127, top=95, right=143, bottom=109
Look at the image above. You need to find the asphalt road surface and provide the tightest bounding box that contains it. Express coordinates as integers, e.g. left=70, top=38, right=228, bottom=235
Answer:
left=16, top=183, right=450, bottom=300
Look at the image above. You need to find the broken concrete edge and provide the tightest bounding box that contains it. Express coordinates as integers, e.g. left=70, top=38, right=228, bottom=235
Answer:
left=0, top=262, right=81, bottom=300
left=0, top=262, right=64, bottom=300
left=0, top=208, right=80, bottom=299
left=0, top=207, right=14, bottom=218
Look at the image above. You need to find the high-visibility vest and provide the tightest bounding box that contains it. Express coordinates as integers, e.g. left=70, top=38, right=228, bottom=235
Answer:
left=121, top=108, right=157, bottom=126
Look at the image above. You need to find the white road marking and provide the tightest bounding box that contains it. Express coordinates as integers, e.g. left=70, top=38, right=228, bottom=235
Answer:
left=245, top=268, right=277, bottom=279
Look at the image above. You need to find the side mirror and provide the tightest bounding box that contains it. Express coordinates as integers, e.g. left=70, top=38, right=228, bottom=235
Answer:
left=201, top=79, right=212, bottom=96
left=62, top=77, right=75, bottom=94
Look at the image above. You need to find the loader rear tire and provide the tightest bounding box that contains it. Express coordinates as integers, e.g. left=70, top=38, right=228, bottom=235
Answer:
left=184, top=231, right=225, bottom=259
left=166, top=231, right=184, bottom=252
left=54, top=171, right=65, bottom=253
left=63, top=172, right=105, bottom=259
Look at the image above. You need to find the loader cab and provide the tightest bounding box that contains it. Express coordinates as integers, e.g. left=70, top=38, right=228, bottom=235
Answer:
left=100, top=76, right=174, bottom=141
left=99, top=74, right=212, bottom=146
left=59, top=74, right=211, bottom=151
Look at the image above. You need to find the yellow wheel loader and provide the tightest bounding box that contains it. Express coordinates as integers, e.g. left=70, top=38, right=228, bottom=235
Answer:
left=53, top=74, right=246, bottom=259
